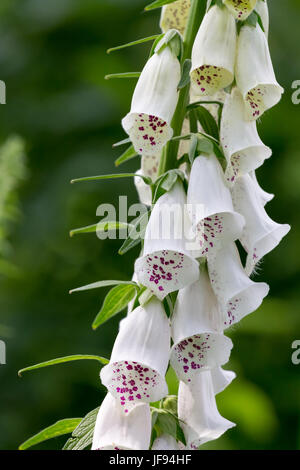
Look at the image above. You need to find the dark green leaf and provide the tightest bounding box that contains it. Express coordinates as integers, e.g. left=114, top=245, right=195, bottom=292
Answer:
left=177, top=59, right=192, bottom=90
left=104, top=72, right=141, bottom=80
left=92, top=284, right=137, bottom=330
left=19, top=418, right=82, bottom=450
left=188, top=134, right=198, bottom=164
left=107, top=35, right=160, bottom=54
left=63, top=407, right=100, bottom=451
left=70, top=221, right=131, bottom=237
left=71, top=173, right=151, bottom=185
left=195, top=105, right=219, bottom=140
left=70, top=279, right=137, bottom=294
left=118, top=211, right=149, bottom=255
left=115, top=145, right=138, bottom=167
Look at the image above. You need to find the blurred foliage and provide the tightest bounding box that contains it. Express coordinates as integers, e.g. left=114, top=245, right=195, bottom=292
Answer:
left=0, top=0, right=299, bottom=450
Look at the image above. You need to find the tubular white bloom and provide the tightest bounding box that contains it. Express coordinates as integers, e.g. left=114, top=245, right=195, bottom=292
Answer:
left=122, top=45, right=181, bottom=156
left=249, top=170, right=274, bottom=206
left=170, top=272, right=233, bottom=384
left=187, top=154, right=244, bottom=258
left=235, top=23, right=284, bottom=121
left=190, top=6, right=236, bottom=96
left=160, top=0, right=191, bottom=36
left=135, top=182, right=200, bottom=300
left=231, top=174, right=290, bottom=275
left=220, top=88, right=272, bottom=186
left=152, top=434, right=181, bottom=450
left=178, top=372, right=235, bottom=449
left=134, top=154, right=160, bottom=206
left=134, top=169, right=152, bottom=206
left=100, top=298, right=170, bottom=413
left=222, top=0, right=257, bottom=21
left=92, top=393, right=151, bottom=450
left=207, top=242, right=269, bottom=327
left=211, top=367, right=236, bottom=395
left=255, top=0, right=269, bottom=38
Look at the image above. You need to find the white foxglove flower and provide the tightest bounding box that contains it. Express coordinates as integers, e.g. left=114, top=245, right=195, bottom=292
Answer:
left=231, top=174, right=290, bottom=275
left=236, top=23, right=284, bottom=121
left=152, top=434, right=181, bottom=450
left=160, top=0, right=191, bottom=36
left=211, top=367, right=236, bottom=395
left=92, top=393, right=151, bottom=450
left=122, top=45, right=181, bottom=156
left=100, top=299, right=170, bottom=413
left=135, top=182, right=199, bottom=300
left=134, top=169, right=152, bottom=206
left=178, top=372, right=235, bottom=449
left=222, top=0, right=257, bottom=21
left=250, top=170, right=274, bottom=206
left=187, top=154, right=244, bottom=258
left=220, top=88, right=272, bottom=185
left=190, top=6, right=236, bottom=96
left=255, top=0, right=269, bottom=38
left=170, top=272, right=233, bottom=384
left=208, top=242, right=269, bottom=327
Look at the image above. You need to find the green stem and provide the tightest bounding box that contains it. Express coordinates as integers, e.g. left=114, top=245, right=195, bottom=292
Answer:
left=158, top=0, right=207, bottom=175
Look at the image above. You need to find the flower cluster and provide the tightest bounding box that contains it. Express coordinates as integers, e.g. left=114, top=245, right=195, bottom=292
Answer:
left=92, top=0, right=290, bottom=451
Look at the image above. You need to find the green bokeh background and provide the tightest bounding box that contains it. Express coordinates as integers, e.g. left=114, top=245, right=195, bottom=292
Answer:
left=0, top=0, right=299, bottom=450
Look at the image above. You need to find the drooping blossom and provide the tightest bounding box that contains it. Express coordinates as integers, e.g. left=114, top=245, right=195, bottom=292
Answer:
left=190, top=5, right=236, bottom=96
left=208, top=242, right=269, bottom=327
left=170, top=270, right=233, bottom=384
left=178, top=371, right=235, bottom=449
left=92, top=393, right=151, bottom=450
left=122, top=41, right=181, bottom=156
left=100, top=298, right=170, bottom=413
left=187, top=154, right=244, bottom=258
left=160, top=0, right=191, bottom=36
left=220, top=87, right=272, bottom=185
left=249, top=170, right=274, bottom=206
left=235, top=23, right=284, bottom=121
left=135, top=182, right=199, bottom=300
left=255, top=0, right=269, bottom=38
left=211, top=366, right=236, bottom=395
left=231, top=173, right=290, bottom=275
left=222, top=0, right=257, bottom=21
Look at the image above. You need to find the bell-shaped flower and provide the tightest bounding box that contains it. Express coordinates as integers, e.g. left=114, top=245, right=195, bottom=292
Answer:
left=220, top=88, right=272, bottom=185
left=178, top=371, right=235, bottom=449
left=231, top=174, right=290, bottom=275
left=249, top=170, right=274, bottom=206
left=170, top=271, right=233, bottom=384
left=190, top=6, right=236, bottom=96
left=187, top=154, right=244, bottom=258
left=211, top=367, right=236, bottom=395
left=100, top=298, right=170, bottom=413
left=152, top=434, right=181, bottom=450
left=207, top=242, right=269, bottom=327
left=92, top=393, right=151, bottom=450
left=135, top=182, right=200, bottom=300
left=235, top=23, right=284, bottom=121
left=122, top=44, right=181, bottom=156
left=160, top=0, right=191, bottom=36
left=255, top=0, right=269, bottom=38
left=222, top=0, right=257, bottom=21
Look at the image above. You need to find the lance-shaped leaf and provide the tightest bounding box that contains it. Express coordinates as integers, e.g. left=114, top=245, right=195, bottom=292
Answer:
left=115, top=145, right=138, bottom=167
left=107, top=35, right=160, bottom=54
left=145, top=0, right=178, bottom=11
left=195, top=106, right=219, bottom=140
left=63, top=407, right=99, bottom=451
left=92, top=284, right=138, bottom=330
left=71, top=173, right=151, bottom=185
left=112, top=137, right=131, bottom=148
left=18, top=355, right=109, bottom=377
left=19, top=418, right=82, bottom=450
left=118, top=211, right=150, bottom=255
left=104, top=72, right=141, bottom=80
left=177, top=59, right=192, bottom=91
left=70, top=279, right=137, bottom=294
left=70, top=221, right=131, bottom=237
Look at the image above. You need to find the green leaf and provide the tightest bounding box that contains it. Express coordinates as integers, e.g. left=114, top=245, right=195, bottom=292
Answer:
left=195, top=105, right=219, bottom=140
left=155, top=410, right=177, bottom=440
left=19, top=418, right=82, bottom=450
left=107, top=35, right=160, bottom=54
left=92, top=284, right=137, bottom=330
left=112, top=137, right=131, bottom=148
left=63, top=407, right=99, bottom=451
left=145, top=0, right=178, bottom=11
left=118, top=211, right=149, bottom=255
left=18, top=355, right=109, bottom=377
left=70, top=279, right=137, bottom=294
left=70, top=221, right=131, bottom=238
left=71, top=173, right=151, bottom=185
left=115, top=145, right=138, bottom=167
left=197, top=137, right=215, bottom=155
left=104, top=72, right=141, bottom=80
left=177, top=59, right=192, bottom=91
left=188, top=134, right=198, bottom=164
left=244, top=10, right=258, bottom=28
